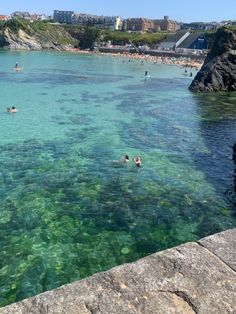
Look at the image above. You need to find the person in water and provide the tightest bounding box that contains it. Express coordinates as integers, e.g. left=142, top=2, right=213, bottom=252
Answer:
left=133, top=156, right=142, bottom=167
left=10, top=106, right=17, bottom=113
left=111, top=154, right=129, bottom=164
left=123, top=154, right=130, bottom=163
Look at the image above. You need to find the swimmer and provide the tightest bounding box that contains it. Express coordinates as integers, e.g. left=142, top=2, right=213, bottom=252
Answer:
left=111, top=154, right=130, bottom=165
left=10, top=106, right=17, bottom=113
left=14, top=62, right=23, bottom=71
left=123, top=154, right=130, bottom=163
left=133, top=156, right=141, bottom=167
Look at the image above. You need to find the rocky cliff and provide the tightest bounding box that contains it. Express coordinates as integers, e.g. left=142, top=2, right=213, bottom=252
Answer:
left=0, top=23, right=77, bottom=51
left=189, top=27, right=236, bottom=92
left=0, top=228, right=235, bottom=314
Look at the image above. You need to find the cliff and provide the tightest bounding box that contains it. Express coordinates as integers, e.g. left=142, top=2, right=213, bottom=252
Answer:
left=0, top=228, right=235, bottom=314
left=0, top=21, right=77, bottom=51
left=189, top=27, right=236, bottom=92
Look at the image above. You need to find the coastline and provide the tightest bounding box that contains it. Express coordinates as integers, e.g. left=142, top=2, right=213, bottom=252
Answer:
left=65, top=47, right=205, bottom=69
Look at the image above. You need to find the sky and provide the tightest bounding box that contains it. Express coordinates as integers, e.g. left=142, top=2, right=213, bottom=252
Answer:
left=1, top=0, right=236, bottom=23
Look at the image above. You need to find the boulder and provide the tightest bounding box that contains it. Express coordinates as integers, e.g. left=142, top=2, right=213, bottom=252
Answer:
left=189, top=27, right=236, bottom=92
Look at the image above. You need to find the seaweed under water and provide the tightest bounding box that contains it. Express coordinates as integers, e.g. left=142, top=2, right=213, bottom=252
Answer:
left=0, top=51, right=235, bottom=306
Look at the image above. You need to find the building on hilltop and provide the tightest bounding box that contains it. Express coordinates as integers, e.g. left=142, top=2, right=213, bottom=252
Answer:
left=124, top=16, right=180, bottom=32
left=74, top=14, right=122, bottom=30
left=154, top=16, right=180, bottom=32
left=0, top=15, right=8, bottom=21
left=10, top=11, right=49, bottom=21
left=11, top=11, right=31, bottom=19
left=180, top=22, right=218, bottom=31
left=53, top=10, right=122, bottom=30
left=125, top=18, right=154, bottom=32
left=53, top=10, right=74, bottom=24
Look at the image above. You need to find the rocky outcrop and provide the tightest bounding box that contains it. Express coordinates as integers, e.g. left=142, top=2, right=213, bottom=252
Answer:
left=0, top=228, right=235, bottom=314
left=0, top=26, right=76, bottom=51
left=189, top=27, right=236, bottom=92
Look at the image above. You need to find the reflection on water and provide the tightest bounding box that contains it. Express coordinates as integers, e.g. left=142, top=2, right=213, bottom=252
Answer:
left=0, top=51, right=235, bottom=306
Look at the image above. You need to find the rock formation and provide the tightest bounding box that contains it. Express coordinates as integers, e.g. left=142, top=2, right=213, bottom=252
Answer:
left=0, top=25, right=76, bottom=51
left=0, top=228, right=235, bottom=314
left=189, top=27, right=236, bottom=92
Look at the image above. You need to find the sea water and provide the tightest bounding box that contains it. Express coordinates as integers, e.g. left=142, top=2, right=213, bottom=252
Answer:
left=0, top=50, right=236, bottom=306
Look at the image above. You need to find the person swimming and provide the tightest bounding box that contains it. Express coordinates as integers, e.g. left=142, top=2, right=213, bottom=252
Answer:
left=123, top=154, right=130, bottom=163
left=133, top=156, right=142, bottom=167
left=10, top=106, right=17, bottom=113
left=14, top=62, right=23, bottom=71
left=111, top=154, right=130, bottom=165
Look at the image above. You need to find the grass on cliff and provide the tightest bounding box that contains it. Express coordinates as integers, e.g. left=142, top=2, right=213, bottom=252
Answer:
left=101, top=30, right=167, bottom=46
left=0, top=18, right=78, bottom=46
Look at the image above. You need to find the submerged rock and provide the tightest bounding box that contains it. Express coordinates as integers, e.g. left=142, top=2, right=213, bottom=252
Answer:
left=189, top=27, right=236, bottom=92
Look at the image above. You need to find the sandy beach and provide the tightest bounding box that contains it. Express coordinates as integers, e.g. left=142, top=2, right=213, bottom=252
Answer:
left=66, top=47, right=204, bottom=69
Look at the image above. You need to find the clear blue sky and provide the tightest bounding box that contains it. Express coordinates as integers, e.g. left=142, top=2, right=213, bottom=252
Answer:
left=1, top=0, right=236, bottom=23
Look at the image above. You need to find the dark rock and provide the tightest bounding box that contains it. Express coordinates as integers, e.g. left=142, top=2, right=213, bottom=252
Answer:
left=233, top=143, right=236, bottom=162
left=189, top=27, right=236, bottom=92
left=0, top=229, right=235, bottom=313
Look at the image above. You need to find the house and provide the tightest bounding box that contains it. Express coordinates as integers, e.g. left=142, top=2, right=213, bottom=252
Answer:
left=0, top=15, right=8, bottom=21
left=156, top=31, right=190, bottom=50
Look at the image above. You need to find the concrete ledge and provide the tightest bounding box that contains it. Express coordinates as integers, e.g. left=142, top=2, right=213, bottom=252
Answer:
left=0, top=229, right=235, bottom=314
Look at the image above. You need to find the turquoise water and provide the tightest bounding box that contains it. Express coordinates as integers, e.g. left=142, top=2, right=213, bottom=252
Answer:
left=0, top=50, right=236, bottom=306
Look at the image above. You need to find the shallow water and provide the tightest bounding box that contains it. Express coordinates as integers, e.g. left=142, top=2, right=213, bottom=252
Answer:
left=0, top=50, right=236, bottom=306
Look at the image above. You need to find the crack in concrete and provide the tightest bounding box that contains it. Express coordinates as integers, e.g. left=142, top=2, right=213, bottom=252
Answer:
left=196, top=241, right=236, bottom=274
left=158, top=289, right=198, bottom=313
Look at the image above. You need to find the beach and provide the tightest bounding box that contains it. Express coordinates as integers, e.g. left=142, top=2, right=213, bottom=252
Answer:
left=66, top=47, right=205, bottom=69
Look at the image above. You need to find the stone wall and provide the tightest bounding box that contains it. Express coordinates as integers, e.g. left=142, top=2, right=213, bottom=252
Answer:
left=0, top=229, right=235, bottom=314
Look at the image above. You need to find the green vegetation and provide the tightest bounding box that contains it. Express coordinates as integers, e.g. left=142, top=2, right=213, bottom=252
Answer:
left=0, top=18, right=220, bottom=50
left=65, top=25, right=101, bottom=49
left=0, top=18, right=168, bottom=50
left=102, top=30, right=167, bottom=46
left=222, top=25, right=236, bottom=32
left=0, top=18, right=78, bottom=47
left=0, top=18, right=29, bottom=32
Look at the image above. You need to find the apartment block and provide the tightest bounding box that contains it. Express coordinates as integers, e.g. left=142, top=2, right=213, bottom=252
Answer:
left=125, top=18, right=154, bottom=32
left=53, top=10, right=74, bottom=24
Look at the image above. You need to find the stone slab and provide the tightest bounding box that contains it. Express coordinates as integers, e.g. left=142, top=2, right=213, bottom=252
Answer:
left=0, top=229, right=235, bottom=314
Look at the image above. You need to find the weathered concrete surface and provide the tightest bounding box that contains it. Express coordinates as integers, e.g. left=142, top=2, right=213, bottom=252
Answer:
left=0, top=229, right=235, bottom=314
